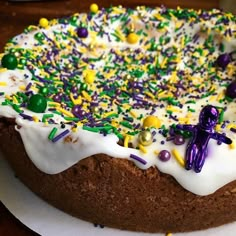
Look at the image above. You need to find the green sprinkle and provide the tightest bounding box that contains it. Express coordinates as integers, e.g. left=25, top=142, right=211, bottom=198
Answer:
left=219, top=110, right=225, bottom=124
left=188, top=108, right=196, bottom=113
left=48, top=127, right=58, bottom=140
left=42, top=114, right=54, bottom=123
left=82, top=126, right=100, bottom=133
left=12, top=104, right=22, bottom=113
left=120, top=121, right=133, bottom=129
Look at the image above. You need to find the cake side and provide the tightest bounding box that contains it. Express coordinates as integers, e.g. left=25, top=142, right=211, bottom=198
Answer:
left=1, top=118, right=236, bottom=233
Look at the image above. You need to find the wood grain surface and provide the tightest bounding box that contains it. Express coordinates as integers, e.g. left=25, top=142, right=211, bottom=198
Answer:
left=0, top=0, right=219, bottom=235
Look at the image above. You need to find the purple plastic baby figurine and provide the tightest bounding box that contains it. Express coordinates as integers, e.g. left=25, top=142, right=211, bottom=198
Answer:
left=176, top=105, right=232, bottom=173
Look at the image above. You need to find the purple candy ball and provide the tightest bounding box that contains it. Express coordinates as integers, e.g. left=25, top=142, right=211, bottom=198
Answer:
left=77, top=27, right=88, bottom=38
left=226, top=81, right=236, bottom=99
left=53, top=93, right=62, bottom=102
left=72, top=105, right=87, bottom=118
left=158, top=150, right=171, bottom=162
left=216, top=53, right=231, bottom=69
left=174, top=134, right=185, bottom=145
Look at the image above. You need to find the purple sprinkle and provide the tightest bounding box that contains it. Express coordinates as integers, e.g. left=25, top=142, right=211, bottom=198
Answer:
left=230, top=127, right=236, bottom=133
left=52, top=129, right=70, bottom=143
left=130, top=154, right=147, bottom=165
left=26, top=82, right=32, bottom=91
left=19, top=113, right=33, bottom=121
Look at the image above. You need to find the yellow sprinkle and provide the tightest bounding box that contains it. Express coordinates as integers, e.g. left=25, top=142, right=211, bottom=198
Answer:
left=76, top=122, right=83, bottom=127
left=122, top=104, right=130, bottom=110
left=12, top=96, right=18, bottom=104
left=230, top=140, right=235, bottom=149
left=104, top=111, right=116, bottom=118
left=215, top=124, right=221, bottom=132
left=172, top=149, right=185, bottom=167
left=154, top=150, right=159, bottom=155
left=56, top=107, right=74, bottom=118
left=32, top=116, right=39, bottom=122
left=70, top=93, right=82, bottom=105
left=166, top=105, right=180, bottom=113
left=0, top=68, right=7, bottom=73
left=0, top=82, right=7, bottom=86
left=209, top=95, right=216, bottom=102
left=48, top=101, right=61, bottom=107
left=90, top=3, right=99, bottom=13
left=139, top=144, right=147, bottom=154
left=127, top=33, right=139, bottom=44
left=160, top=58, right=167, bottom=68
left=74, top=97, right=82, bottom=105
left=124, top=135, right=130, bottom=148
left=217, top=91, right=224, bottom=101
left=84, top=70, right=96, bottom=84
left=145, top=91, right=155, bottom=99
left=39, top=18, right=49, bottom=28
left=166, top=233, right=172, bottom=236
left=82, top=91, right=92, bottom=101
left=72, top=127, right=78, bottom=132
left=19, top=85, right=26, bottom=91
left=5, top=95, right=12, bottom=100
left=129, top=110, right=137, bottom=118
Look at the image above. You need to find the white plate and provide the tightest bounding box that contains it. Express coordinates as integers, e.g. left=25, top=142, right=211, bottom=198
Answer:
left=0, top=154, right=235, bottom=236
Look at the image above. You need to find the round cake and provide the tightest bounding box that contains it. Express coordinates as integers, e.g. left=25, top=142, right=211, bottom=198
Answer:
left=1, top=4, right=236, bottom=233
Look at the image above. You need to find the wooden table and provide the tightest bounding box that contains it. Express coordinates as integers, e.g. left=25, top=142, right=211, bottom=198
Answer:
left=0, top=0, right=219, bottom=235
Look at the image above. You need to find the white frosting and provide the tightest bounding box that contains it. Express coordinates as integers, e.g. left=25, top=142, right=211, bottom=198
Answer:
left=1, top=7, right=236, bottom=196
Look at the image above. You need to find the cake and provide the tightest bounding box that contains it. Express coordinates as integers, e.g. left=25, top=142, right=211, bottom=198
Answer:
left=0, top=4, right=236, bottom=233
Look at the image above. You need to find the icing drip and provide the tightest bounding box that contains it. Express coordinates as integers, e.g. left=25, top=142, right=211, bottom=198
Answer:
left=16, top=117, right=236, bottom=196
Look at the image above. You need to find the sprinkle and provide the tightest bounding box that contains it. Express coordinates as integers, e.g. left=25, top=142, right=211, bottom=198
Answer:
left=172, top=149, right=185, bottom=167
left=130, top=154, right=147, bottom=165
left=20, top=113, right=33, bottom=121
left=124, top=135, right=130, bottom=148
left=56, top=107, right=74, bottom=118
left=12, top=104, right=22, bottom=113
left=229, top=140, right=235, bottom=149
left=219, top=110, right=224, bottom=124
left=52, top=129, right=70, bottom=142
left=42, top=114, right=54, bottom=123
left=81, top=91, right=92, bottom=101
left=0, top=82, right=7, bottom=86
left=48, top=127, right=58, bottom=140
left=0, top=68, right=7, bottom=73
left=32, top=116, right=39, bottom=122
left=138, top=144, right=147, bottom=154
left=166, top=233, right=172, bottom=236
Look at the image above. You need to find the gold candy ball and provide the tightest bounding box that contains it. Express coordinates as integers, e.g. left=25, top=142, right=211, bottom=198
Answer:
left=138, top=130, right=153, bottom=146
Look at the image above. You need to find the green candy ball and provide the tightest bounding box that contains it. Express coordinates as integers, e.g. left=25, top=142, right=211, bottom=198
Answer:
left=1, top=54, right=18, bottom=70
left=28, top=94, right=47, bottom=113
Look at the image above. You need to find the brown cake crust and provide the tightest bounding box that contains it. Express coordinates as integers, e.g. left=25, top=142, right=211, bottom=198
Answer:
left=1, top=117, right=236, bottom=233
